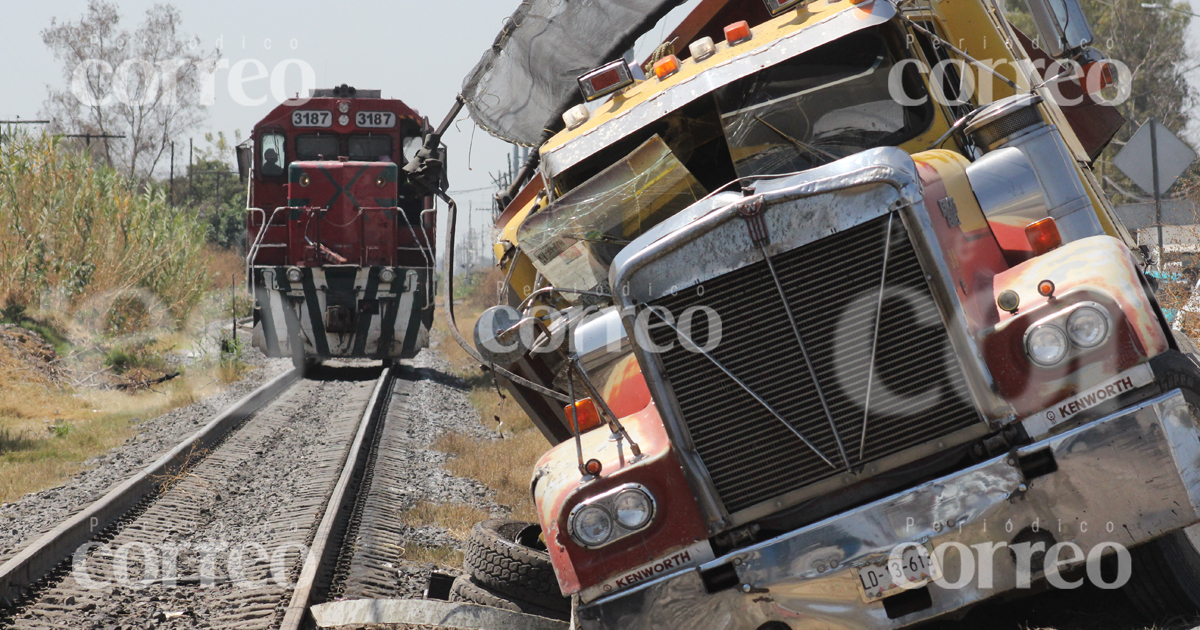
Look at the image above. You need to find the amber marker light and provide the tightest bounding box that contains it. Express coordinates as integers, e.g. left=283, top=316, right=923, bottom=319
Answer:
left=1038, top=279, right=1056, bottom=298
left=584, top=459, right=603, bottom=476
left=564, top=398, right=604, bottom=433
left=653, top=55, right=681, bottom=80
left=1025, top=217, right=1062, bottom=256
left=724, top=21, right=752, bottom=45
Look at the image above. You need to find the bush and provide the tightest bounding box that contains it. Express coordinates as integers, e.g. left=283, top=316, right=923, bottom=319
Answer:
left=104, top=343, right=167, bottom=375
left=0, top=133, right=210, bottom=323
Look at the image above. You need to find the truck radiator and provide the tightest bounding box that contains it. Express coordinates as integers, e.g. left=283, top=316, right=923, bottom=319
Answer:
left=644, top=214, right=979, bottom=515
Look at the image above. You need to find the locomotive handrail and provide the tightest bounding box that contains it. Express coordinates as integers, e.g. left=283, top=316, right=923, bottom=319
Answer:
left=245, top=206, right=288, bottom=298
left=402, top=207, right=436, bottom=309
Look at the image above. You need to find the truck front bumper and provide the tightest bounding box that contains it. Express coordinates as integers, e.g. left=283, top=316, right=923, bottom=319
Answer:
left=577, top=389, right=1200, bottom=630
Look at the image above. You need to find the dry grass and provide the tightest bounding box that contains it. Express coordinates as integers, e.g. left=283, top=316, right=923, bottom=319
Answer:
left=403, top=500, right=490, bottom=539
left=204, top=247, right=246, bottom=289
left=427, top=274, right=556, bottom=523
left=0, top=309, right=251, bottom=504
left=434, top=430, right=548, bottom=522
left=0, top=365, right=232, bottom=503
left=0, top=133, right=209, bottom=319
left=397, top=544, right=464, bottom=569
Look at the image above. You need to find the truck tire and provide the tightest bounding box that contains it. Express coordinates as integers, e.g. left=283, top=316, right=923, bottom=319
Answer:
left=463, top=520, right=569, bottom=613
left=1124, top=350, right=1200, bottom=619
left=449, top=575, right=569, bottom=620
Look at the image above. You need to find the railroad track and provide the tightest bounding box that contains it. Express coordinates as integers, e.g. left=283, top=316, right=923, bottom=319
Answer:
left=0, top=361, right=399, bottom=629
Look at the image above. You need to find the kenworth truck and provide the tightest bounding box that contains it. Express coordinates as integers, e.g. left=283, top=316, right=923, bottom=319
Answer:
left=435, top=0, right=1200, bottom=627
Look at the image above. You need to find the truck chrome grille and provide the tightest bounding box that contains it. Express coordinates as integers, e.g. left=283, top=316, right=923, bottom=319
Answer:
left=645, top=214, right=979, bottom=515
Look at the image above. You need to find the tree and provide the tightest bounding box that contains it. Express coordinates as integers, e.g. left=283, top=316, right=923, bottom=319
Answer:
left=181, top=131, right=247, bottom=251
left=1006, top=0, right=1194, bottom=201
left=41, top=1, right=218, bottom=180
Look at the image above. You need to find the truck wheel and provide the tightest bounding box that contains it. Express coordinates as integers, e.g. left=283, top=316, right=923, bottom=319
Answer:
left=449, top=575, right=569, bottom=620
left=463, top=520, right=569, bottom=613
left=1124, top=352, right=1200, bottom=619
left=1124, top=528, right=1200, bottom=619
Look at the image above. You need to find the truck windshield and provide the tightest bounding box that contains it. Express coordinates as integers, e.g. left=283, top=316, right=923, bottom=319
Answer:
left=715, top=29, right=931, bottom=177
left=519, top=135, right=706, bottom=298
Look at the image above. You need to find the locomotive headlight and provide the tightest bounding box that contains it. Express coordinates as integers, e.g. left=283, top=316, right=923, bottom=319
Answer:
left=571, top=505, right=613, bottom=547
left=1067, top=306, right=1108, bottom=348
left=299, top=174, right=311, bottom=187
left=1026, top=324, right=1068, bottom=366
left=613, top=489, right=654, bottom=529
left=286, top=267, right=303, bottom=283
left=379, top=268, right=396, bottom=284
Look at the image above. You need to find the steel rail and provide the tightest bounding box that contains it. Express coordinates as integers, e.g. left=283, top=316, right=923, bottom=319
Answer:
left=278, top=363, right=395, bottom=630
left=0, top=367, right=302, bottom=605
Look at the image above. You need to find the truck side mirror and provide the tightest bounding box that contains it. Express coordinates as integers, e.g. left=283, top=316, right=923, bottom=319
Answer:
left=1025, top=0, right=1095, bottom=58
left=236, top=144, right=253, bottom=181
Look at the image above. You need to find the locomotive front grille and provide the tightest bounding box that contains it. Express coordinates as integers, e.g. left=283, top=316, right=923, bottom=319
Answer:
left=645, top=214, right=979, bottom=515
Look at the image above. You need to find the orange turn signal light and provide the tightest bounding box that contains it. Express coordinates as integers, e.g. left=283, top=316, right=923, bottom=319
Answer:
left=1038, top=279, right=1056, bottom=298
left=1025, top=217, right=1062, bottom=256
left=584, top=458, right=603, bottom=476
left=724, top=21, right=752, bottom=45
left=653, top=55, right=681, bottom=80
left=564, top=398, right=604, bottom=433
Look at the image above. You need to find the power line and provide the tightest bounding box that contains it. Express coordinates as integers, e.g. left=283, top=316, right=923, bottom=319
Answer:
left=446, top=185, right=498, bottom=194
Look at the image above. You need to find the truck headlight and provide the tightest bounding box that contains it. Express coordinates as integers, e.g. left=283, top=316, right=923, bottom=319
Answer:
left=568, top=483, right=657, bottom=548
left=571, top=505, right=613, bottom=546
left=614, top=488, right=654, bottom=529
left=1067, top=306, right=1108, bottom=348
left=1027, top=324, right=1068, bottom=366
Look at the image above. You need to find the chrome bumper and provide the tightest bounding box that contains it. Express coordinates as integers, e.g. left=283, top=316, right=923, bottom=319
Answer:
left=577, top=389, right=1200, bottom=630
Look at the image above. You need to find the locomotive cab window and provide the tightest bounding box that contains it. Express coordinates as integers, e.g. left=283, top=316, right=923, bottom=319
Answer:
left=349, top=135, right=393, bottom=162
left=296, top=134, right=341, bottom=160
left=402, top=135, right=423, bottom=162
left=260, top=132, right=285, bottom=177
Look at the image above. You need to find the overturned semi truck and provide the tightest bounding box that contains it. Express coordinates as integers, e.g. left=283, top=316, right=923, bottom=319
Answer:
left=429, top=0, right=1200, bottom=627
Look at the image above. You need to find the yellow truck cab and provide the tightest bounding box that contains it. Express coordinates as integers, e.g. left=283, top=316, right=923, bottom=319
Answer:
left=442, top=0, right=1200, bottom=626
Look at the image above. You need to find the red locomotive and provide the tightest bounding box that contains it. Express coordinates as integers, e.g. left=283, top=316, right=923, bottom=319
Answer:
left=241, top=85, right=437, bottom=364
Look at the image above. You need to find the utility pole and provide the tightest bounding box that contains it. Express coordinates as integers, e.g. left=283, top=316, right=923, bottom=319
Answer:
left=1151, top=120, right=1163, bottom=266
left=170, top=141, right=175, bottom=205
left=60, top=132, right=124, bottom=147
left=467, top=200, right=475, bottom=271
left=0, top=119, right=50, bottom=148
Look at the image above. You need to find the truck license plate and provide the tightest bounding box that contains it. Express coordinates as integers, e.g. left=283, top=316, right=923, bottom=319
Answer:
left=856, top=544, right=941, bottom=603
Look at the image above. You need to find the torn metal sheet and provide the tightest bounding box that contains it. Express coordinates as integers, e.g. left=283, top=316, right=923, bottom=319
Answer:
left=309, top=598, right=569, bottom=630
left=540, top=0, right=896, bottom=179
